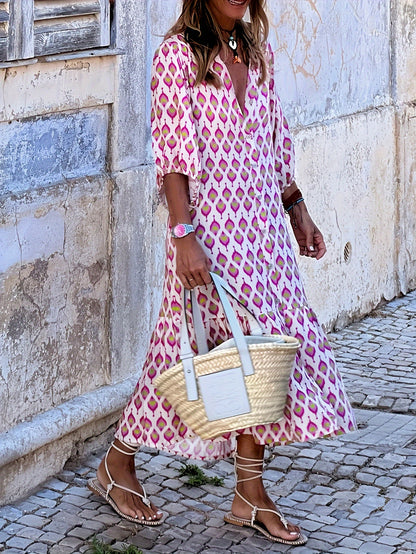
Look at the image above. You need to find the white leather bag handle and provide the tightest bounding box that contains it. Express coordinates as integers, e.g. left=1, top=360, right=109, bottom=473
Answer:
left=179, top=272, right=264, bottom=401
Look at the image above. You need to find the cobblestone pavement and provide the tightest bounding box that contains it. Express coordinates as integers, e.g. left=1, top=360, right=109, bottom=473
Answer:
left=1, top=291, right=415, bottom=554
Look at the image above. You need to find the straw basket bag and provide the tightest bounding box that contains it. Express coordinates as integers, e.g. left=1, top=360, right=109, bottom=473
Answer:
left=154, top=272, right=300, bottom=439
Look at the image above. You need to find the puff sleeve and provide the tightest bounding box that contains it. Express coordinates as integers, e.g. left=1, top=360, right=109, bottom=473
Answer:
left=150, top=37, right=201, bottom=208
left=267, top=45, right=296, bottom=193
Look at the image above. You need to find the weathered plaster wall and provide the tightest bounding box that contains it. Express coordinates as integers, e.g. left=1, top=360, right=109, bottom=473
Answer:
left=267, top=2, right=391, bottom=126
left=265, top=1, right=414, bottom=327
left=0, top=178, right=110, bottom=432
left=0, top=55, right=118, bottom=501
left=394, top=1, right=416, bottom=293
left=142, top=0, right=416, bottom=329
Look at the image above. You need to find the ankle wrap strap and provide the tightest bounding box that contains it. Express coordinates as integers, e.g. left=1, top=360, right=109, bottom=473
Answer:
left=233, top=452, right=264, bottom=484
left=110, top=440, right=139, bottom=456
left=104, top=441, right=151, bottom=510
left=233, top=452, right=289, bottom=530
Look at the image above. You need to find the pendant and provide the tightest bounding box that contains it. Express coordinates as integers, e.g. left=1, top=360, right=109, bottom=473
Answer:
left=228, top=34, right=241, bottom=64
left=228, top=36, right=237, bottom=51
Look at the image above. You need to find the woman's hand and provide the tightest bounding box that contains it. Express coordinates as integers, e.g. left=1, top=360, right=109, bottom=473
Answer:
left=289, top=202, right=327, bottom=260
left=163, top=172, right=211, bottom=288
left=175, top=233, right=212, bottom=289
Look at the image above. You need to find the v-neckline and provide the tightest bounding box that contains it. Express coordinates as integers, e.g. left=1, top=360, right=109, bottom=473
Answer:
left=215, top=55, right=249, bottom=117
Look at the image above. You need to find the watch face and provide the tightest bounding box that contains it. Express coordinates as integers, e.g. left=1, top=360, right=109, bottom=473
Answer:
left=174, top=224, right=186, bottom=238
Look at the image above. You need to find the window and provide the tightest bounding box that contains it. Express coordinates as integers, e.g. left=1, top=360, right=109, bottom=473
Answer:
left=0, top=0, right=110, bottom=63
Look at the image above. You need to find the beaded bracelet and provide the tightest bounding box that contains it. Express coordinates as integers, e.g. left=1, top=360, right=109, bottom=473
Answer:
left=285, top=197, right=304, bottom=212
left=283, top=188, right=302, bottom=209
left=283, top=189, right=304, bottom=212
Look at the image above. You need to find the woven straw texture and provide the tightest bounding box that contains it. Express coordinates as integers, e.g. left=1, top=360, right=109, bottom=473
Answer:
left=155, top=335, right=299, bottom=439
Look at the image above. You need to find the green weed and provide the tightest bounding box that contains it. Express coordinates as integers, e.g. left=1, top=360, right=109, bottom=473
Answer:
left=87, top=536, right=143, bottom=554
left=179, top=463, right=224, bottom=487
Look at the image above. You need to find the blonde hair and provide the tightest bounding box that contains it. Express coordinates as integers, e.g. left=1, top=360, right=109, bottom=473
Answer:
left=166, top=0, right=269, bottom=86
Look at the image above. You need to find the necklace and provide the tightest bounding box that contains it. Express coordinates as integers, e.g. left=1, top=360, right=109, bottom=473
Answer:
left=221, top=27, right=241, bottom=64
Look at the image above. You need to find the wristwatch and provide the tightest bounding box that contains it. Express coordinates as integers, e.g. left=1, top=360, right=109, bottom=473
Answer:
left=171, top=223, right=195, bottom=239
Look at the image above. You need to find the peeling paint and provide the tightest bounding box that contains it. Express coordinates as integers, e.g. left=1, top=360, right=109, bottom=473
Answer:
left=0, top=178, right=110, bottom=433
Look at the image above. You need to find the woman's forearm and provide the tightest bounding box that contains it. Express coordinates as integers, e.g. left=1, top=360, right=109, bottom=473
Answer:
left=281, top=180, right=299, bottom=203
left=164, top=173, right=192, bottom=225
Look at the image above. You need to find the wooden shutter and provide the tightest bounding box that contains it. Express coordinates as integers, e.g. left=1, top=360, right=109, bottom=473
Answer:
left=0, top=2, right=10, bottom=61
left=33, top=0, right=110, bottom=57
left=0, top=0, right=34, bottom=62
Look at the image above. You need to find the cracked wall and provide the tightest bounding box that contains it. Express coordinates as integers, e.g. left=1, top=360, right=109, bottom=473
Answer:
left=0, top=55, right=116, bottom=437
left=0, top=178, right=110, bottom=432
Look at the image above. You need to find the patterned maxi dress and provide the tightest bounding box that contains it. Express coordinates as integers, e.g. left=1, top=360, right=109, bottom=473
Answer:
left=115, top=35, right=356, bottom=460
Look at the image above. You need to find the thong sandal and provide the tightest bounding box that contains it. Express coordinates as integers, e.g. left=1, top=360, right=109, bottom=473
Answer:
left=224, top=453, right=307, bottom=545
left=87, top=441, right=163, bottom=526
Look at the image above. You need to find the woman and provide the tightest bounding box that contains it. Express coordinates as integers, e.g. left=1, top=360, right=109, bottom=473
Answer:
left=88, top=0, right=356, bottom=545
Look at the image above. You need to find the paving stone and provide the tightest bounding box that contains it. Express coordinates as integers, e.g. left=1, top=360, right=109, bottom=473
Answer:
left=397, top=476, right=416, bottom=489
left=378, top=535, right=406, bottom=546
left=3, top=522, right=26, bottom=535
left=67, top=526, right=96, bottom=540
left=42, top=519, right=77, bottom=535
left=385, top=486, right=411, bottom=500
left=60, top=494, right=90, bottom=506
left=13, top=500, right=42, bottom=514
left=312, top=460, right=337, bottom=474
left=26, top=543, right=49, bottom=554
left=57, top=536, right=85, bottom=549
left=48, top=546, right=74, bottom=554
left=159, top=489, right=182, bottom=502
left=15, top=526, right=44, bottom=540
left=292, top=457, right=316, bottom=470
left=163, top=501, right=187, bottom=515
left=359, top=542, right=396, bottom=553
left=17, top=514, right=49, bottom=529
left=384, top=527, right=403, bottom=537
left=6, top=535, right=35, bottom=549
left=0, top=506, right=23, bottom=521
left=35, top=489, right=61, bottom=500
left=375, top=476, right=396, bottom=488
left=267, top=456, right=292, bottom=471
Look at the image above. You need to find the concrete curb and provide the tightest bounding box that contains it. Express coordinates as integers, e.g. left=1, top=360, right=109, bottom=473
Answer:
left=0, top=377, right=137, bottom=467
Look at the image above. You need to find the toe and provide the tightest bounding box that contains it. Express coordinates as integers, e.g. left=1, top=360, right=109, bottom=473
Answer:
left=150, top=502, right=163, bottom=520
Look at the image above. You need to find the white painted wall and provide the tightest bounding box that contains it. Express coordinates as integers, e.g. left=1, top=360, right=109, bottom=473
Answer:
left=143, top=0, right=416, bottom=328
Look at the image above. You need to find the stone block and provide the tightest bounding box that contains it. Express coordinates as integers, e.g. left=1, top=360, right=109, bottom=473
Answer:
left=294, top=108, right=397, bottom=328
left=25, top=543, right=49, bottom=554
left=0, top=108, right=108, bottom=196
left=110, top=167, right=166, bottom=382
left=397, top=105, right=416, bottom=292
left=0, top=177, right=111, bottom=433
left=110, top=0, right=151, bottom=170
left=0, top=57, right=116, bottom=122
left=394, top=1, right=416, bottom=103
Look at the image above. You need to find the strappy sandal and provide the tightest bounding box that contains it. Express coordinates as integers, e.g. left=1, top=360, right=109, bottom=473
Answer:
left=87, top=441, right=163, bottom=525
left=224, top=453, right=307, bottom=545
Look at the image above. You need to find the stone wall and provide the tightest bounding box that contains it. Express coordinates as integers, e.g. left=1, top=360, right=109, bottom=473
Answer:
left=0, top=54, right=118, bottom=501
left=0, top=0, right=415, bottom=503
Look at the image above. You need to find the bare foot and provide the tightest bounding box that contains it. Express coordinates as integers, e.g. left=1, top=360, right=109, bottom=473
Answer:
left=232, top=436, right=303, bottom=542
left=231, top=484, right=302, bottom=542
left=96, top=440, right=163, bottom=522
